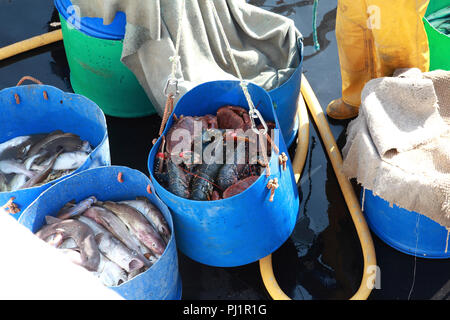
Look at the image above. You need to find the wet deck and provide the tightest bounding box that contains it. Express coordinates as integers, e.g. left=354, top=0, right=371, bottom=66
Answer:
left=0, top=0, right=449, bottom=300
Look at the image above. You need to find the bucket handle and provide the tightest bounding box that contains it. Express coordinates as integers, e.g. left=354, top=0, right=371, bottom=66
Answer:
left=16, top=76, right=43, bottom=86
left=13, top=76, right=48, bottom=104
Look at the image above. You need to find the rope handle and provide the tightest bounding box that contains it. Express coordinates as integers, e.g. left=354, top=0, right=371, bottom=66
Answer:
left=16, top=76, right=43, bottom=86
left=266, top=178, right=279, bottom=202
left=14, top=76, right=48, bottom=104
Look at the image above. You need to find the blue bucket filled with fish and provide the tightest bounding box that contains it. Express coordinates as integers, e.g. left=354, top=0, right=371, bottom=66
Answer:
left=148, top=80, right=300, bottom=267
left=268, top=38, right=304, bottom=148
left=362, top=189, right=450, bottom=259
left=19, top=166, right=182, bottom=300
left=0, top=79, right=110, bottom=219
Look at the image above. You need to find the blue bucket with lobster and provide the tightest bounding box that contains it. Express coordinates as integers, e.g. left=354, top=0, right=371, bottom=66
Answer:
left=362, top=189, right=450, bottom=259
left=268, top=38, right=304, bottom=148
left=0, top=77, right=110, bottom=220
left=18, top=166, right=182, bottom=300
left=148, top=80, right=300, bottom=267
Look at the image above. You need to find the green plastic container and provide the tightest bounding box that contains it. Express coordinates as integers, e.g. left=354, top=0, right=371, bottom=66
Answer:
left=424, top=0, right=450, bottom=71
left=58, top=14, right=156, bottom=117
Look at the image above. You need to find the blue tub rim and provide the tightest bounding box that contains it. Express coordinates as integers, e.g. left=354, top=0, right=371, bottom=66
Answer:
left=268, top=36, right=304, bottom=147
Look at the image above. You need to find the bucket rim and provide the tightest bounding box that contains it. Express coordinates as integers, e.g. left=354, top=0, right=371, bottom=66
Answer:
left=268, top=36, right=304, bottom=94
left=0, top=84, right=108, bottom=194
left=148, top=79, right=291, bottom=204
left=55, top=0, right=126, bottom=40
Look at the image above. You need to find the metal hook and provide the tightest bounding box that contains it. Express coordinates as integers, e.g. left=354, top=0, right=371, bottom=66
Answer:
left=164, top=78, right=179, bottom=97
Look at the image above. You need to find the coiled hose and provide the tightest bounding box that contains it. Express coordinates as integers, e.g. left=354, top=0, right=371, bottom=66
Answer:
left=259, top=74, right=377, bottom=300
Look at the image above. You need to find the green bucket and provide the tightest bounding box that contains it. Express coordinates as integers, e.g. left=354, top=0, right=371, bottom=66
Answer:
left=424, top=0, right=450, bottom=71
left=58, top=14, right=156, bottom=117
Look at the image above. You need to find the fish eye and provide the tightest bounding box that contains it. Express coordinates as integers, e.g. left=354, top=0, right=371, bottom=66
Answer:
left=152, top=243, right=156, bottom=247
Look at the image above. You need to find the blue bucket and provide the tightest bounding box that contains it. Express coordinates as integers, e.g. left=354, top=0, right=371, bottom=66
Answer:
left=55, top=0, right=126, bottom=40
left=268, top=38, right=304, bottom=148
left=0, top=83, right=110, bottom=220
left=18, top=166, right=182, bottom=300
left=362, top=189, right=450, bottom=259
left=148, top=80, right=300, bottom=267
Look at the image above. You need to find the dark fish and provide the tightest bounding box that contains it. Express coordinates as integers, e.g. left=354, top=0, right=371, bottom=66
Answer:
left=21, top=150, right=62, bottom=189
left=0, top=135, right=32, bottom=160
left=26, top=130, right=83, bottom=157
left=0, top=172, right=7, bottom=192
left=101, top=201, right=166, bottom=257
left=35, top=218, right=100, bottom=271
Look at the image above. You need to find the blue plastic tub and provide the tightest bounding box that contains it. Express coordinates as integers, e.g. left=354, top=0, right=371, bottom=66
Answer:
left=19, top=166, right=182, bottom=300
left=148, top=80, right=300, bottom=267
left=268, top=38, right=304, bottom=147
left=54, top=0, right=126, bottom=40
left=362, top=189, right=450, bottom=259
left=0, top=83, right=110, bottom=220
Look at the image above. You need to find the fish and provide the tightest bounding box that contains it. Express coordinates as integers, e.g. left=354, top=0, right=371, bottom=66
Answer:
left=0, top=135, right=31, bottom=159
left=101, top=201, right=166, bottom=257
left=35, top=218, right=100, bottom=271
left=26, top=130, right=83, bottom=157
left=59, top=249, right=84, bottom=267
left=95, top=232, right=146, bottom=274
left=93, top=253, right=128, bottom=287
left=0, top=160, right=35, bottom=178
left=82, top=206, right=152, bottom=266
left=21, top=150, right=62, bottom=189
left=0, top=172, right=7, bottom=192
left=57, top=196, right=97, bottom=219
left=43, top=151, right=89, bottom=171
left=7, top=174, right=27, bottom=191
left=120, top=197, right=171, bottom=243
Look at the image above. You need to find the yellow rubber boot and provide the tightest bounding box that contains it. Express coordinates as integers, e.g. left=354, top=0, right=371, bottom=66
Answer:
left=326, top=98, right=359, bottom=120
left=330, top=0, right=430, bottom=120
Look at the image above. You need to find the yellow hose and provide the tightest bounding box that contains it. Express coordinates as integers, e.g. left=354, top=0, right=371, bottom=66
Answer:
left=259, top=74, right=377, bottom=300
left=0, top=29, right=63, bottom=61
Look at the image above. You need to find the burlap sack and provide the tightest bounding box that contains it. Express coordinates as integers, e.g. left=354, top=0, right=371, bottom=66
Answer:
left=342, top=68, right=450, bottom=228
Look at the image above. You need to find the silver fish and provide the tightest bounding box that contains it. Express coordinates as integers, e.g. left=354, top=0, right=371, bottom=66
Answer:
left=79, top=212, right=152, bottom=267
left=51, top=151, right=89, bottom=170
left=0, top=160, right=35, bottom=178
left=95, top=232, right=145, bottom=274
left=35, top=218, right=100, bottom=271
left=101, top=202, right=166, bottom=257
left=83, top=206, right=145, bottom=256
left=8, top=174, right=27, bottom=191
left=121, top=197, right=171, bottom=243
left=93, top=253, right=128, bottom=287
left=57, top=196, right=97, bottom=220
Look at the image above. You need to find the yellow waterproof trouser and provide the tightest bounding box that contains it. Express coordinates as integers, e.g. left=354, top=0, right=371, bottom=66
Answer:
left=337, top=0, right=430, bottom=107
